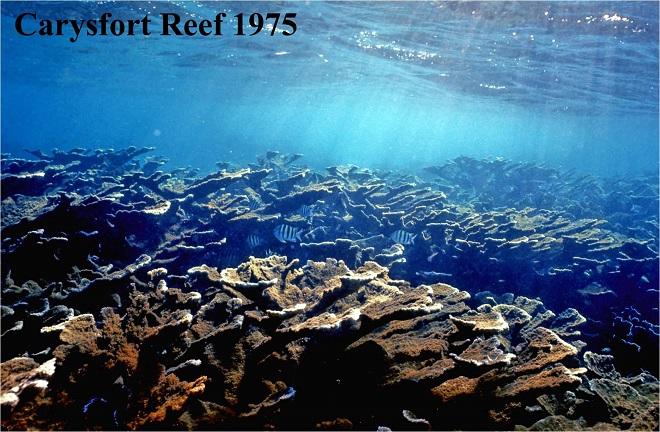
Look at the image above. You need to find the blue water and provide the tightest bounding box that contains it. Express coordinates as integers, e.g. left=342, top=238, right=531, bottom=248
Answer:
left=2, top=1, right=658, bottom=175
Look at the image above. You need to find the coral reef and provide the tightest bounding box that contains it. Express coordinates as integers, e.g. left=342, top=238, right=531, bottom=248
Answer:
left=1, top=148, right=658, bottom=430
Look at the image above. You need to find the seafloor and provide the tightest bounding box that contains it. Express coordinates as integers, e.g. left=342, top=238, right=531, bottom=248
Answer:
left=1, top=147, right=658, bottom=430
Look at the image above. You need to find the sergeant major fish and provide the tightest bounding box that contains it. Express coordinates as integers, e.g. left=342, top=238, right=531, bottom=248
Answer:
left=245, top=196, right=262, bottom=212
left=246, top=233, right=263, bottom=249
left=273, top=224, right=304, bottom=243
left=390, top=229, right=416, bottom=245
left=297, top=204, right=315, bottom=219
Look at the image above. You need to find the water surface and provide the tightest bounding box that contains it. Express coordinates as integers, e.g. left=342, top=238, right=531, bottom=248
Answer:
left=2, top=1, right=658, bottom=175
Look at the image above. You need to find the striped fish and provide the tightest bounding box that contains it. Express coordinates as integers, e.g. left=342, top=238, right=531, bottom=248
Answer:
left=297, top=204, right=315, bottom=219
left=245, top=196, right=262, bottom=211
left=390, top=230, right=416, bottom=245
left=219, top=250, right=241, bottom=267
left=273, top=224, right=304, bottom=243
left=246, top=234, right=263, bottom=249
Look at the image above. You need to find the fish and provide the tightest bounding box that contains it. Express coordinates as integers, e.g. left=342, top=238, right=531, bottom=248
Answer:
left=245, top=196, right=262, bottom=211
left=390, top=229, right=416, bottom=245
left=297, top=204, right=315, bottom=219
left=218, top=248, right=241, bottom=267
left=273, top=224, right=304, bottom=243
left=246, top=233, right=263, bottom=249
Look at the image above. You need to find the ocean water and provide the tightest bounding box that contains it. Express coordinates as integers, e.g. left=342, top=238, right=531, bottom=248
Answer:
left=1, top=1, right=660, bottom=431
left=2, top=1, right=658, bottom=175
